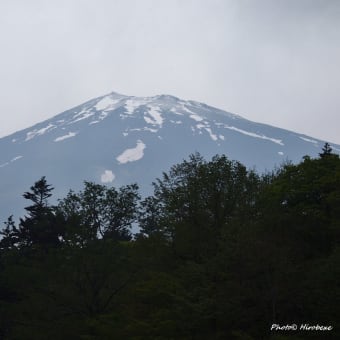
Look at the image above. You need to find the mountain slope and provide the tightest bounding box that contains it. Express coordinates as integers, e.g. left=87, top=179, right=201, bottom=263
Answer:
left=1, top=91, right=339, bottom=222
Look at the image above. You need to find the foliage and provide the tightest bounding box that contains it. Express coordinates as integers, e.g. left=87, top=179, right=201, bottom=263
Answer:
left=0, top=146, right=339, bottom=339
left=56, top=182, right=140, bottom=243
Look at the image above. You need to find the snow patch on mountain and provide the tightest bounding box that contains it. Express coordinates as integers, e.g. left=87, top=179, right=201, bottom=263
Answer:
left=72, top=109, right=89, bottom=119
left=218, top=124, right=284, bottom=145
left=2, top=90, right=340, bottom=228
left=193, top=122, right=218, bottom=141
left=0, top=155, right=23, bottom=168
left=206, top=128, right=218, bottom=141
left=69, top=111, right=94, bottom=124
left=125, top=98, right=150, bottom=115
left=54, top=132, right=78, bottom=142
left=0, top=162, right=9, bottom=168
left=144, top=117, right=156, bottom=125
left=180, top=103, right=194, bottom=114
left=101, top=170, right=115, bottom=183
left=95, top=97, right=120, bottom=111
left=116, top=140, right=146, bottom=164
left=170, top=108, right=183, bottom=115
left=299, top=136, right=318, bottom=144
left=99, top=112, right=109, bottom=120
left=25, top=124, right=56, bottom=141
left=180, top=103, right=204, bottom=122
left=11, top=156, right=23, bottom=162
left=125, top=127, right=158, bottom=135
left=331, top=145, right=340, bottom=152
left=144, top=105, right=163, bottom=126
left=190, top=114, right=204, bottom=122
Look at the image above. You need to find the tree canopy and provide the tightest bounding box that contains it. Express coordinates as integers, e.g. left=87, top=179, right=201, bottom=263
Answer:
left=0, top=146, right=339, bottom=339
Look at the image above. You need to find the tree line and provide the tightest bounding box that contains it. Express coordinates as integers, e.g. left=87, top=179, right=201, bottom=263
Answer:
left=0, top=143, right=339, bottom=339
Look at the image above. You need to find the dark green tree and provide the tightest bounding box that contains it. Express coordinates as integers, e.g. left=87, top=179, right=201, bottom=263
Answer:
left=140, top=153, right=261, bottom=259
left=251, top=148, right=340, bottom=331
left=0, top=216, right=19, bottom=251
left=0, top=177, right=63, bottom=250
left=136, top=154, right=264, bottom=338
left=22, top=176, right=53, bottom=219
left=17, top=176, right=64, bottom=249
left=1, top=150, right=339, bottom=339
left=57, top=182, right=140, bottom=243
left=319, top=142, right=333, bottom=158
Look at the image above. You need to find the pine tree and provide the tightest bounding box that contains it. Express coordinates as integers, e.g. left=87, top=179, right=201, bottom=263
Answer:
left=319, top=142, right=333, bottom=158
left=0, top=216, right=19, bottom=250
left=18, top=177, right=62, bottom=248
left=22, top=176, right=53, bottom=219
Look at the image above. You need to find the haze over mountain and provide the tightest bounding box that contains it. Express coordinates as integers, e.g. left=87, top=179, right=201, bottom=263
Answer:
left=1, top=91, right=339, bottom=223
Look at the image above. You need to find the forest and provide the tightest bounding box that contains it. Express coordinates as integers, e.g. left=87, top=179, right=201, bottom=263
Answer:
left=0, top=143, right=339, bottom=339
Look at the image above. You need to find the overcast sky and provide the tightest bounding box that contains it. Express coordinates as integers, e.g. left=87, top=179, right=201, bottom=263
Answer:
left=1, top=0, right=340, bottom=144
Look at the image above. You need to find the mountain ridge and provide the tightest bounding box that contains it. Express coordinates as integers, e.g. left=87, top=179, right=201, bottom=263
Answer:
left=1, top=91, right=339, bottom=223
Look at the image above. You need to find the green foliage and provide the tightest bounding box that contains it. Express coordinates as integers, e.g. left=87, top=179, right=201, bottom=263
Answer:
left=0, top=177, right=63, bottom=250
left=140, top=154, right=262, bottom=261
left=57, top=182, right=140, bottom=243
left=1, top=149, right=339, bottom=339
left=22, top=176, right=54, bottom=219
left=319, top=142, right=333, bottom=158
left=0, top=216, right=19, bottom=251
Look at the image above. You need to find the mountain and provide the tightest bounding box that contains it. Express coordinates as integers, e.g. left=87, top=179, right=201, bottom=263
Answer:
left=1, top=91, right=339, bottom=223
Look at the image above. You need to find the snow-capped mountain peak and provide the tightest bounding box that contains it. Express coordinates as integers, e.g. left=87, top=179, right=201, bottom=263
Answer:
left=1, top=91, right=339, bottom=222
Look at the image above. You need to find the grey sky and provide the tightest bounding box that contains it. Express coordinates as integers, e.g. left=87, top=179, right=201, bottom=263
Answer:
left=1, top=0, right=340, bottom=144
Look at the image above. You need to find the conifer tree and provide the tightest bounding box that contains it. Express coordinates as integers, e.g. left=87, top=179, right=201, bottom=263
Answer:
left=18, top=177, right=62, bottom=248
left=0, top=216, right=19, bottom=250
left=319, top=142, right=333, bottom=158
